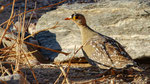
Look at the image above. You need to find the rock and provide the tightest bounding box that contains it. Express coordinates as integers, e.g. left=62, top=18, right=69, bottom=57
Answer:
left=0, top=74, right=30, bottom=84
left=36, top=0, right=150, bottom=63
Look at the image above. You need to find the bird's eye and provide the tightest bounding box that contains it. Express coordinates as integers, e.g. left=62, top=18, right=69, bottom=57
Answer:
left=71, top=14, right=80, bottom=20
left=75, top=16, right=79, bottom=19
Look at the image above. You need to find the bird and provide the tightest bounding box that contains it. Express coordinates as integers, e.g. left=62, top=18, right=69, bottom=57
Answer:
left=65, top=13, right=143, bottom=72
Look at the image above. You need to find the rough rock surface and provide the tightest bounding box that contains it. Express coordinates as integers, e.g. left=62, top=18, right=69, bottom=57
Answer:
left=36, top=0, right=150, bottom=63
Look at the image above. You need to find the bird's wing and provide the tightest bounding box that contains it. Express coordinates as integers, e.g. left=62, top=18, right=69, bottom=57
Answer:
left=87, top=35, right=134, bottom=69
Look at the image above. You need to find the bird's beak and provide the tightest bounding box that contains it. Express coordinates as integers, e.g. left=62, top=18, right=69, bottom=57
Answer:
left=65, top=18, right=71, bottom=20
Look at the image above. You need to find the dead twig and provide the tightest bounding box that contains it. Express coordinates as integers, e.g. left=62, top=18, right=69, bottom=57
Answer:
left=0, top=0, right=19, bottom=13
left=2, top=66, right=12, bottom=76
left=4, top=35, right=70, bottom=56
left=59, top=66, right=70, bottom=84
left=66, top=40, right=89, bottom=76
left=61, top=40, right=89, bottom=83
left=24, top=22, right=60, bottom=40
left=54, top=72, right=63, bottom=84
left=0, top=0, right=16, bottom=45
left=24, top=41, right=70, bottom=56
left=21, top=47, right=39, bottom=84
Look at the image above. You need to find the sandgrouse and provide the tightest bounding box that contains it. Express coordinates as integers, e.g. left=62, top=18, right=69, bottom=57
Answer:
left=65, top=13, right=142, bottom=71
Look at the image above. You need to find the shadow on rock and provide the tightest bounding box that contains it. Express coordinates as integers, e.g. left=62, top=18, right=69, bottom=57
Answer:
left=35, top=31, right=62, bottom=62
left=134, top=56, right=150, bottom=64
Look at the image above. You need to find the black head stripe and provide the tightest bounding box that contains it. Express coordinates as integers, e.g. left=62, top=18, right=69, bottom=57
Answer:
left=71, top=14, right=75, bottom=18
left=71, top=13, right=81, bottom=19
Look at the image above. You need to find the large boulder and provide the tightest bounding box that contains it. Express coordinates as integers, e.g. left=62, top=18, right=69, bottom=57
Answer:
left=36, top=0, right=150, bottom=63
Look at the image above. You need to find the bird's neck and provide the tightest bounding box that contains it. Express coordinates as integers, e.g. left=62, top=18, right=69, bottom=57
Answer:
left=77, top=24, right=97, bottom=44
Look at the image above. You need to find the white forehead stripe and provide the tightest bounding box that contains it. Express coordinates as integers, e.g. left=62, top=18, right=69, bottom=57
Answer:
left=71, top=14, right=77, bottom=18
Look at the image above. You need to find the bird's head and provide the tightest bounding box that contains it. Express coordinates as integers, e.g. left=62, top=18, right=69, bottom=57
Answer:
left=65, top=13, right=87, bottom=25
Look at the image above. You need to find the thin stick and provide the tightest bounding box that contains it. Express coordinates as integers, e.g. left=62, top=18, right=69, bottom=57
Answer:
left=20, top=0, right=39, bottom=83
left=0, top=0, right=15, bottom=45
left=27, top=1, right=37, bottom=24
left=0, top=47, right=14, bottom=51
left=59, top=66, right=70, bottom=84
left=21, top=0, right=27, bottom=44
left=11, top=64, right=14, bottom=75
left=0, top=50, right=37, bottom=58
left=24, top=41, right=70, bottom=56
left=0, top=63, right=4, bottom=77
left=1, top=0, right=19, bottom=8
left=54, top=72, right=63, bottom=84
left=15, top=14, right=22, bottom=73
left=61, top=41, right=89, bottom=83
left=1, top=43, right=16, bottom=61
left=66, top=40, right=89, bottom=77
left=4, top=35, right=70, bottom=56
left=21, top=46, right=39, bottom=84
left=24, top=22, right=59, bottom=40
left=2, top=66, right=12, bottom=76
left=1, top=71, right=6, bottom=77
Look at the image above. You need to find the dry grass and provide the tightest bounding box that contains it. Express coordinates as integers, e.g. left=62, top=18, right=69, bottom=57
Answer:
left=0, top=0, right=72, bottom=84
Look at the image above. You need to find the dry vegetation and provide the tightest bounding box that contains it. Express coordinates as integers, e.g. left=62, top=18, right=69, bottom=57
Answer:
left=0, top=0, right=72, bottom=84
left=0, top=0, right=150, bottom=84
